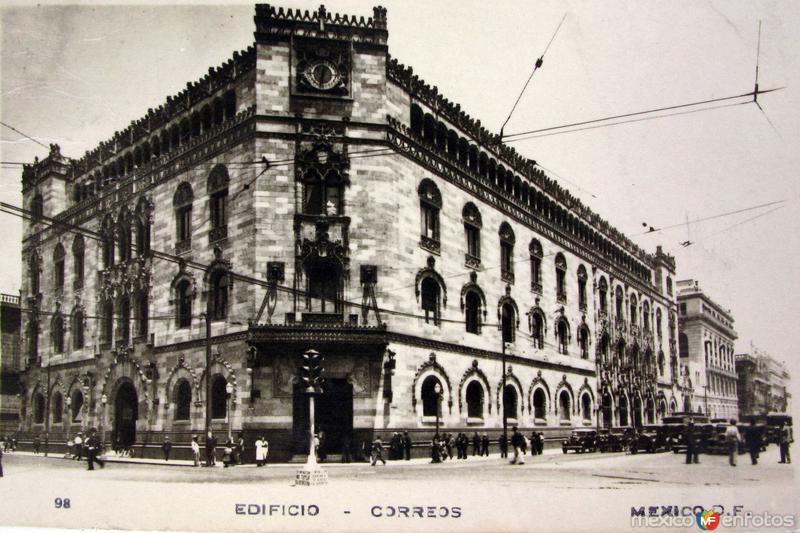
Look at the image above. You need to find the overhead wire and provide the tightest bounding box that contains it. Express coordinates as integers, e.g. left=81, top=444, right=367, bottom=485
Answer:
left=0, top=121, right=50, bottom=150
left=631, top=199, right=786, bottom=236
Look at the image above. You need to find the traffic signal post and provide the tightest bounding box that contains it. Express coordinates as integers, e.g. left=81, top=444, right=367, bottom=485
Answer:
left=295, top=349, right=328, bottom=486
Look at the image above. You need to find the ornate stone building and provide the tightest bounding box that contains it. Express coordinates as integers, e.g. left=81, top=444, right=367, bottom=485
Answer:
left=17, top=4, right=685, bottom=460
left=677, top=279, right=738, bottom=420
left=736, top=347, right=792, bottom=417
left=1, top=293, right=22, bottom=434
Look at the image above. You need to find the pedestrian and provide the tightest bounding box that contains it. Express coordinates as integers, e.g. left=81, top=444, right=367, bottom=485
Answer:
left=510, top=426, right=525, bottom=465
left=237, top=434, right=245, bottom=465
left=86, top=429, right=105, bottom=471
left=778, top=422, right=793, bottom=464
left=684, top=421, right=699, bottom=464
left=317, top=431, right=326, bottom=463
left=529, top=432, right=539, bottom=456
left=472, top=432, right=480, bottom=456
left=73, top=433, right=83, bottom=461
left=361, top=440, right=370, bottom=462
left=522, top=433, right=529, bottom=456
left=205, top=431, right=217, bottom=467
left=11, top=435, right=17, bottom=452
left=499, top=433, right=508, bottom=459
left=537, top=432, right=545, bottom=455
left=161, top=436, right=172, bottom=461
left=481, top=433, right=490, bottom=456
left=402, top=431, right=412, bottom=461
left=744, top=420, right=762, bottom=465
left=191, top=436, right=200, bottom=467
left=371, top=436, right=386, bottom=466
left=445, top=433, right=453, bottom=460
left=313, top=433, right=321, bottom=461
left=255, top=436, right=268, bottom=467
left=0, top=440, right=3, bottom=477
left=32, top=434, right=41, bottom=455
left=222, top=437, right=235, bottom=467
left=431, top=435, right=442, bottom=463
left=725, top=419, right=742, bottom=467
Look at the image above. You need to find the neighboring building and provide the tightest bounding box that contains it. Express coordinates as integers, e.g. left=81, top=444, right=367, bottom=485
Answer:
left=16, top=4, right=684, bottom=460
left=1, top=293, right=22, bottom=434
left=677, top=279, right=738, bottom=419
left=736, top=346, right=792, bottom=416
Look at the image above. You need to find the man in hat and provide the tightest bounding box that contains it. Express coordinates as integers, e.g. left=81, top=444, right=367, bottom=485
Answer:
left=73, top=432, right=83, bottom=461
left=685, top=421, right=699, bottom=464
left=510, top=426, right=525, bottom=465
left=86, top=428, right=105, bottom=471
left=161, top=436, right=173, bottom=461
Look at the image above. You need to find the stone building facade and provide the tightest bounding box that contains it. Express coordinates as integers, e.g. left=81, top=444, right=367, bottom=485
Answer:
left=736, top=348, right=792, bottom=417
left=677, top=279, right=738, bottom=420
left=1, top=293, right=22, bottom=434
left=17, top=4, right=685, bottom=460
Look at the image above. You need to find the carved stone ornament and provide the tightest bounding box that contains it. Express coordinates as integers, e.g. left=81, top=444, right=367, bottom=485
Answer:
left=294, top=38, right=351, bottom=97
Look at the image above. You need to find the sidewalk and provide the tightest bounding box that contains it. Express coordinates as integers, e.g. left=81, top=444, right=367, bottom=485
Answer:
left=5, top=446, right=565, bottom=468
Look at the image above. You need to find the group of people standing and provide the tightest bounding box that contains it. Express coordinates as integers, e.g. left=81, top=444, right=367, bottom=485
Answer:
left=684, top=419, right=793, bottom=467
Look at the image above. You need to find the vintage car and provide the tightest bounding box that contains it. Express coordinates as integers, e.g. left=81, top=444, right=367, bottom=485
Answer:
left=704, top=423, right=747, bottom=455
left=633, top=425, right=669, bottom=453
left=562, top=429, right=598, bottom=453
left=597, top=428, right=627, bottom=453
left=765, top=414, right=793, bottom=445
left=661, top=413, right=710, bottom=453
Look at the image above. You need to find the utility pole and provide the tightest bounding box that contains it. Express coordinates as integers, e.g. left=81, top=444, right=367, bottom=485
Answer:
left=203, top=302, right=212, bottom=438
left=501, top=336, right=507, bottom=445
left=43, top=360, right=51, bottom=457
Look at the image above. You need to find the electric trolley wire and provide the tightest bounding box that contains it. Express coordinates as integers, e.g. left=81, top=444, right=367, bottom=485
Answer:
left=631, top=199, right=786, bottom=236
left=0, top=121, right=50, bottom=150
left=501, top=86, right=785, bottom=142
left=681, top=203, right=786, bottom=248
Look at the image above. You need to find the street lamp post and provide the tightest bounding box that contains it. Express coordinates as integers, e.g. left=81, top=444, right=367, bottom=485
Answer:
left=100, top=394, right=108, bottom=449
left=501, top=337, right=507, bottom=447
left=225, top=382, right=234, bottom=442
left=434, top=383, right=442, bottom=439
left=202, top=311, right=212, bottom=439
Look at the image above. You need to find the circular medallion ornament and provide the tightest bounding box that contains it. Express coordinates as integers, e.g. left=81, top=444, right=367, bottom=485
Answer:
left=304, top=60, right=341, bottom=91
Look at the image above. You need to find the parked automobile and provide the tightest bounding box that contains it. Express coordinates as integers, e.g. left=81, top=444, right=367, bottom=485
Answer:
left=704, top=423, right=746, bottom=455
left=661, top=413, right=710, bottom=454
left=597, top=428, right=627, bottom=453
left=562, top=429, right=598, bottom=454
left=634, top=425, right=669, bottom=453
left=765, top=414, right=793, bottom=445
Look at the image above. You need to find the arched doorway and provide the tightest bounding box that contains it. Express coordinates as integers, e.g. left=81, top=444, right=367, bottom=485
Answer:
left=292, top=378, right=353, bottom=456
left=113, top=381, right=138, bottom=449
left=602, top=392, right=613, bottom=428
left=618, top=395, right=629, bottom=427
left=633, top=396, right=643, bottom=428
left=645, top=397, right=655, bottom=424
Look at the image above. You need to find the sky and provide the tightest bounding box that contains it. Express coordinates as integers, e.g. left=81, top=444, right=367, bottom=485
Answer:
left=1, top=1, right=798, bottom=383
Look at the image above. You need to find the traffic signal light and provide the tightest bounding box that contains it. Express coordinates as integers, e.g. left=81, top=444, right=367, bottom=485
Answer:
left=299, top=349, right=324, bottom=392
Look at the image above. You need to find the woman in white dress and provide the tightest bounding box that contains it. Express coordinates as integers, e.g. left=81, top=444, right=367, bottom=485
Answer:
left=255, top=437, right=268, bottom=466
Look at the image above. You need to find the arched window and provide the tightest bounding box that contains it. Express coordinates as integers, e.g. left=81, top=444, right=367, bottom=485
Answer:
left=658, top=350, right=665, bottom=376
left=462, top=203, right=482, bottom=264
left=615, top=286, right=624, bottom=318
left=52, top=392, right=63, bottom=424
left=421, top=277, right=441, bottom=325
left=577, top=264, right=588, bottom=310
left=51, top=313, right=64, bottom=353
left=211, top=375, right=228, bottom=419
left=118, top=216, right=132, bottom=263
left=208, top=165, right=229, bottom=241
left=72, top=235, right=84, bottom=289
left=119, top=296, right=130, bottom=343
left=678, top=333, right=689, bottom=358
left=629, top=294, right=638, bottom=325
left=598, top=277, right=608, bottom=313
left=224, top=90, right=237, bottom=119
left=29, top=254, right=40, bottom=295
left=556, top=317, right=569, bottom=354
left=135, top=215, right=150, bottom=256
left=501, top=302, right=515, bottom=344
left=464, top=290, right=481, bottom=334
left=302, top=150, right=344, bottom=216
left=27, top=319, right=39, bottom=363
left=619, top=395, right=629, bottom=426
left=102, top=216, right=115, bottom=268
left=175, top=380, right=192, bottom=421
left=578, top=325, right=590, bottom=359
left=533, top=388, right=547, bottom=420
left=102, top=300, right=114, bottom=344
left=209, top=268, right=229, bottom=321
left=70, top=390, right=83, bottom=423
left=581, top=393, right=592, bottom=422
left=53, top=244, right=65, bottom=292
left=72, top=309, right=84, bottom=350
left=32, top=193, right=44, bottom=220
left=33, top=392, right=45, bottom=424
left=530, top=309, right=545, bottom=349
left=555, top=253, right=567, bottom=302
left=666, top=276, right=673, bottom=296
left=529, top=239, right=543, bottom=292
left=499, top=223, right=515, bottom=283
left=642, top=301, right=650, bottom=331
left=176, top=279, right=192, bottom=328
left=421, top=375, right=442, bottom=417
left=503, top=385, right=518, bottom=421
left=466, top=381, right=484, bottom=419
left=559, top=390, right=571, bottom=421
left=136, top=291, right=149, bottom=339
left=173, top=182, right=194, bottom=250
left=410, top=104, right=423, bottom=136
left=656, top=308, right=662, bottom=338
left=418, top=180, right=441, bottom=250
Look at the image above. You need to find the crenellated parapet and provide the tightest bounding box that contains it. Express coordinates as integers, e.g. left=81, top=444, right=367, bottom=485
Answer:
left=22, top=144, right=70, bottom=191
left=254, top=3, right=388, bottom=45
left=66, top=46, right=256, bottom=183
left=387, top=56, right=655, bottom=270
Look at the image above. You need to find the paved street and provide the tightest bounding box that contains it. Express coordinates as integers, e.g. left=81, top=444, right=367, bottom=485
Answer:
left=0, top=445, right=796, bottom=532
